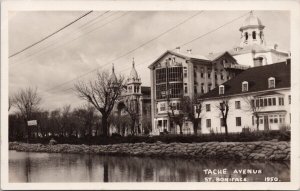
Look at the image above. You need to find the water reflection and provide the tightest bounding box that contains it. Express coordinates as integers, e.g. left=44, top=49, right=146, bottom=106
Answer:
left=9, top=150, right=290, bottom=182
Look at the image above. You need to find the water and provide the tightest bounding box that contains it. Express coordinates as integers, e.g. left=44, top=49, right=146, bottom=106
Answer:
left=9, top=150, right=290, bottom=182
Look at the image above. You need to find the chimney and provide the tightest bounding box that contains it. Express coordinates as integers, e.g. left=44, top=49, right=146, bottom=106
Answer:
left=176, top=47, right=181, bottom=53
left=286, top=58, right=291, bottom=66
left=274, top=43, right=278, bottom=50
left=187, top=49, right=192, bottom=54
left=253, top=57, right=263, bottom=67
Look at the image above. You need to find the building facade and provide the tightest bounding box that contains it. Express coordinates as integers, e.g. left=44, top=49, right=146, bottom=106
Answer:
left=198, top=60, right=291, bottom=134
left=110, top=60, right=151, bottom=135
left=148, top=50, right=246, bottom=135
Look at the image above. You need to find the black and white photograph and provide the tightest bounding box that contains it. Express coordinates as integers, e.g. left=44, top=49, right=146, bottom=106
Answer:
left=1, top=0, right=300, bottom=190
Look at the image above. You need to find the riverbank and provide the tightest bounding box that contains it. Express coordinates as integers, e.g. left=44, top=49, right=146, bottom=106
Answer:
left=9, top=141, right=290, bottom=161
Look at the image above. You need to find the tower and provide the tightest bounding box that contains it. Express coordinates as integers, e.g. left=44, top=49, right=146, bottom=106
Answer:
left=126, top=58, right=141, bottom=95
left=239, top=11, right=265, bottom=47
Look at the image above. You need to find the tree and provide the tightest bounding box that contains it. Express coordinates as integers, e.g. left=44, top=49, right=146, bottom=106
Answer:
left=181, top=96, right=203, bottom=135
left=73, top=104, right=97, bottom=137
left=74, top=70, right=124, bottom=137
left=216, top=98, right=230, bottom=136
left=168, top=102, right=185, bottom=134
left=243, top=95, right=262, bottom=131
left=123, top=96, right=141, bottom=135
left=13, top=87, right=42, bottom=139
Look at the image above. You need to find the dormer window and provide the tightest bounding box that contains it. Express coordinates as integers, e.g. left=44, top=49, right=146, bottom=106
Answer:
left=268, top=77, right=275, bottom=88
left=219, top=85, right=225, bottom=95
left=242, top=81, right=248, bottom=92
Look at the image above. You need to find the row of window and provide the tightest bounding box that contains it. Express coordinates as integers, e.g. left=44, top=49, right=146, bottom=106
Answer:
left=205, top=96, right=288, bottom=112
left=156, top=83, right=183, bottom=99
left=155, top=67, right=183, bottom=84
left=206, top=117, right=242, bottom=128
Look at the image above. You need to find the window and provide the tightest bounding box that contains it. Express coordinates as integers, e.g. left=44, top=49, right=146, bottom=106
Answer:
left=207, top=69, right=211, bottom=79
left=268, top=98, right=272, bottom=106
left=252, top=31, right=256, bottom=40
left=194, top=86, right=197, bottom=94
left=245, top=32, right=248, bottom=40
left=219, top=85, right=225, bottom=95
left=206, top=119, right=211, bottom=128
left=221, top=74, right=224, bottom=80
left=183, top=67, right=188, bottom=78
left=194, top=71, right=197, bottom=78
left=184, top=85, right=188, bottom=94
left=264, top=98, right=267, bottom=106
left=260, top=99, right=263, bottom=107
left=235, top=101, right=241, bottom=109
left=208, top=83, right=212, bottom=91
left=236, top=117, right=242, bottom=126
left=200, top=67, right=204, bottom=78
left=279, top=114, right=285, bottom=124
left=272, top=97, right=276, bottom=105
left=215, top=74, right=218, bottom=80
left=160, top=103, right=166, bottom=111
left=289, top=95, right=291, bottom=104
left=206, top=104, right=211, bottom=112
left=242, top=81, right=248, bottom=92
left=268, top=77, right=275, bottom=88
left=201, top=83, right=205, bottom=94
left=279, top=97, right=284, bottom=106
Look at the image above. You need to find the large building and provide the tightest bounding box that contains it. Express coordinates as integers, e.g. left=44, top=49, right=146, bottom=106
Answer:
left=209, top=11, right=289, bottom=67
left=110, top=60, right=151, bottom=135
left=148, top=11, right=290, bottom=135
left=198, top=60, right=291, bottom=133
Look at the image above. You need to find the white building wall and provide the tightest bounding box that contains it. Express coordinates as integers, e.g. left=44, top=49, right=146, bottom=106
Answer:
left=199, top=88, right=290, bottom=134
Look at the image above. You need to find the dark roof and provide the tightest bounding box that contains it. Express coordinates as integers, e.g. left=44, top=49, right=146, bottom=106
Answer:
left=200, top=61, right=290, bottom=99
left=141, top=86, right=151, bottom=95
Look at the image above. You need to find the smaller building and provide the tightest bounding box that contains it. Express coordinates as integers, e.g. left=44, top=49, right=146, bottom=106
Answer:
left=110, top=59, right=151, bottom=136
left=197, top=59, right=291, bottom=134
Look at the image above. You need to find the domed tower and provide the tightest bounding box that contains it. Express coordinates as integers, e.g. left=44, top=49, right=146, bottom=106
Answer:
left=239, top=11, right=265, bottom=47
left=109, top=64, right=118, bottom=86
left=127, top=58, right=141, bottom=95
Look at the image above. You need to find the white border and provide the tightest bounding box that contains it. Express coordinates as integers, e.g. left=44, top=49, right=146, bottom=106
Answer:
left=1, top=0, right=300, bottom=190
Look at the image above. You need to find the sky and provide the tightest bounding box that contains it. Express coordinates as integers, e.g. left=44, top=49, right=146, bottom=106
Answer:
left=8, top=11, right=290, bottom=111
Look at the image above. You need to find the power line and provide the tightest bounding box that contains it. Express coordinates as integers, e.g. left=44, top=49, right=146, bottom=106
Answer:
left=42, top=11, right=204, bottom=93
left=10, top=11, right=112, bottom=64
left=9, top=11, right=93, bottom=58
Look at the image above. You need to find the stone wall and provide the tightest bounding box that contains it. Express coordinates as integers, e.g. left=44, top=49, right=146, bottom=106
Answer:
left=9, top=141, right=290, bottom=161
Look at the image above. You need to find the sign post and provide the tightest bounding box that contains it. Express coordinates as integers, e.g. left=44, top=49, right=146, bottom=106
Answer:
left=27, top=120, right=37, bottom=143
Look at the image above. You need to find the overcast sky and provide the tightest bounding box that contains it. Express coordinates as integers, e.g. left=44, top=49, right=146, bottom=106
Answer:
left=8, top=11, right=290, bottom=111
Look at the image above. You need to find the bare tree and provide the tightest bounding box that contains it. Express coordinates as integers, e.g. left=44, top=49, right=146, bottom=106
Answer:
left=243, top=95, right=262, bottom=131
left=123, top=96, right=141, bottom=135
left=13, top=87, right=42, bottom=139
left=9, top=97, right=15, bottom=111
left=168, top=102, right=185, bottom=134
left=181, top=95, right=203, bottom=135
left=216, top=98, right=230, bottom=136
left=74, top=70, right=124, bottom=137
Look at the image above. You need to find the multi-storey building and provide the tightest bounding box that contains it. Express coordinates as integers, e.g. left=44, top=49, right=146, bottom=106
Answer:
left=148, top=50, right=247, bottom=135
left=198, top=60, right=290, bottom=133
left=110, top=60, right=151, bottom=135
left=148, top=11, right=290, bottom=135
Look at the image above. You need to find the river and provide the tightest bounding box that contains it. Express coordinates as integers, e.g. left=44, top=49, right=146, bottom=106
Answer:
left=9, top=150, right=290, bottom=182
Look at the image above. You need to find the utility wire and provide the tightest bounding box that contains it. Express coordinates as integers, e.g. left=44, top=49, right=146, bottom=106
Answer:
left=11, top=12, right=127, bottom=66
left=43, top=11, right=204, bottom=93
left=10, top=11, right=111, bottom=64
left=9, top=11, right=93, bottom=58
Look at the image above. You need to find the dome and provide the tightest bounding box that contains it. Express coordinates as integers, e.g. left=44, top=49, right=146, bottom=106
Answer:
left=129, top=58, right=139, bottom=79
left=239, top=11, right=265, bottom=31
left=110, top=64, right=117, bottom=83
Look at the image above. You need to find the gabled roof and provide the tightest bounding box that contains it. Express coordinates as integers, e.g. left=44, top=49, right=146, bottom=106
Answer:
left=206, top=51, right=237, bottom=62
left=148, top=50, right=209, bottom=69
left=200, top=61, right=290, bottom=100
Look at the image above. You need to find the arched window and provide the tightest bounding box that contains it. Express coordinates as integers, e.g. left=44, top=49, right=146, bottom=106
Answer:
left=242, top=81, right=248, bottom=92
left=259, top=31, right=263, bottom=39
left=245, top=32, right=248, bottom=40
left=252, top=31, right=256, bottom=40
left=219, top=85, right=225, bottom=95
left=268, top=77, right=275, bottom=88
